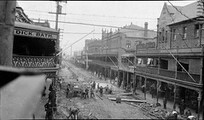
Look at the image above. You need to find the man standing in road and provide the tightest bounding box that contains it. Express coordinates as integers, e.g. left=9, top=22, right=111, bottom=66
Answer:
left=99, top=86, right=103, bottom=97
left=92, top=81, right=96, bottom=89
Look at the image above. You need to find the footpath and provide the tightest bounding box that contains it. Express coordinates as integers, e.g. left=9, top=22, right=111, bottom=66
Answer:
left=103, top=77, right=200, bottom=120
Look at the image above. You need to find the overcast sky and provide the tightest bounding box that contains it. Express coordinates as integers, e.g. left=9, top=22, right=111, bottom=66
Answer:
left=18, top=1, right=195, bottom=55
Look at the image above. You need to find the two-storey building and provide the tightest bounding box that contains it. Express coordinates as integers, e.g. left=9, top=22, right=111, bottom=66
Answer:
left=13, top=5, right=59, bottom=81
left=130, top=1, right=203, bottom=119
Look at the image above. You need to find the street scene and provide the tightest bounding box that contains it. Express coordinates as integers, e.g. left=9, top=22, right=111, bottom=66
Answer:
left=0, top=0, right=203, bottom=120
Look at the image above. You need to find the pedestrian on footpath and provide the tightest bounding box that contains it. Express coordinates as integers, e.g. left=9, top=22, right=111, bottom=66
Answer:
left=179, top=99, right=186, bottom=115
left=163, top=97, right=167, bottom=109
left=185, top=109, right=192, bottom=118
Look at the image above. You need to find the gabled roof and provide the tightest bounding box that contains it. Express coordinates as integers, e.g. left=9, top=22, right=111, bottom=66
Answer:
left=166, top=3, right=182, bottom=15
left=168, top=1, right=199, bottom=25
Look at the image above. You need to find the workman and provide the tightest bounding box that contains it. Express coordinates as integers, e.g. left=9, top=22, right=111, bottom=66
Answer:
left=90, top=87, right=95, bottom=98
left=99, top=86, right=103, bottom=97
left=85, top=88, right=89, bottom=98
left=67, top=107, right=80, bottom=119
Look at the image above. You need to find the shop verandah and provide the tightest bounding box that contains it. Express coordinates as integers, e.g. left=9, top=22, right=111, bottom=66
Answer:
left=115, top=69, right=202, bottom=119
left=87, top=60, right=202, bottom=119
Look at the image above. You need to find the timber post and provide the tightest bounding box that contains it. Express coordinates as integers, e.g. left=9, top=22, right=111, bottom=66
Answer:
left=0, top=1, right=16, bottom=66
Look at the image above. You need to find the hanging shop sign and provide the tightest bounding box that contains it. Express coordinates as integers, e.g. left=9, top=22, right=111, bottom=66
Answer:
left=14, top=28, right=58, bottom=39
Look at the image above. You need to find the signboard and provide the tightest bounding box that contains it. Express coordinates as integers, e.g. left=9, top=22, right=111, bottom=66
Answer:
left=14, top=29, right=58, bottom=39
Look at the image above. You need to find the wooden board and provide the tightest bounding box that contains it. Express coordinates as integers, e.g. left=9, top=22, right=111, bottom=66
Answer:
left=108, top=97, right=146, bottom=103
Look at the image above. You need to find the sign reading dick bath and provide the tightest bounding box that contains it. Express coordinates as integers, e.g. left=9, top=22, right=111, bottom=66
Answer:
left=14, top=29, right=58, bottom=39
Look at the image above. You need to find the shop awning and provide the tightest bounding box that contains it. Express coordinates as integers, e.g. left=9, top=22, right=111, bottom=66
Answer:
left=121, top=53, right=134, bottom=57
left=15, top=22, right=58, bottom=33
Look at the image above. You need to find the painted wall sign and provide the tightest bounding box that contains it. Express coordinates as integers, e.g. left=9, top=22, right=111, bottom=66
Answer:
left=14, top=29, right=57, bottom=39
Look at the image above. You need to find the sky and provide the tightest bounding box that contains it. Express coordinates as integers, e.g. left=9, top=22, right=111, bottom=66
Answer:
left=17, top=1, right=195, bottom=56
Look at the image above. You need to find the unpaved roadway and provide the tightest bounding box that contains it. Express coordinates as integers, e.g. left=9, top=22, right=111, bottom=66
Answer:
left=55, top=60, right=151, bottom=119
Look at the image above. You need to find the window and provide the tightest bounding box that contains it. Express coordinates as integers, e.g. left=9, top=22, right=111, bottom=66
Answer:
left=162, top=28, right=165, bottom=42
left=172, top=29, right=176, bottom=41
left=159, top=32, right=162, bottom=43
left=137, top=58, right=142, bottom=65
left=165, top=31, right=168, bottom=42
left=194, top=24, right=199, bottom=38
left=183, top=26, right=187, bottom=40
left=126, top=40, right=131, bottom=48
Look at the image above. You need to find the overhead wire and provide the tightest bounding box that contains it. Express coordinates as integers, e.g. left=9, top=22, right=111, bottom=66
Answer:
left=159, top=1, right=198, bottom=83
left=23, top=9, right=157, bottom=20
left=167, top=0, right=197, bottom=22
left=30, top=18, right=157, bottom=32
left=165, top=2, right=197, bottom=55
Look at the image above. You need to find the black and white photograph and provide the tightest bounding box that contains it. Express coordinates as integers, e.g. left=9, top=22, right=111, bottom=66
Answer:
left=0, top=0, right=203, bottom=119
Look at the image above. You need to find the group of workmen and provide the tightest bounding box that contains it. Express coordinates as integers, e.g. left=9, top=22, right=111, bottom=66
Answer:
left=81, top=81, right=96, bottom=99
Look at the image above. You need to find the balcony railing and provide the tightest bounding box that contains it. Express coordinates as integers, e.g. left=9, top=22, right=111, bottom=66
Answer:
left=135, top=66, right=200, bottom=83
left=12, top=55, right=56, bottom=68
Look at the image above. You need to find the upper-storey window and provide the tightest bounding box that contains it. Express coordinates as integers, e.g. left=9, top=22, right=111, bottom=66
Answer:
left=171, top=29, right=176, bottom=41
left=194, top=24, right=200, bottom=38
left=126, top=40, right=131, bottom=48
left=183, top=26, right=187, bottom=40
left=165, top=31, right=168, bottom=42
left=162, top=28, right=165, bottom=42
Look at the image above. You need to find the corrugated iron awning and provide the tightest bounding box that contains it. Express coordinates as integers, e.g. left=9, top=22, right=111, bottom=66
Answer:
left=15, top=22, right=58, bottom=33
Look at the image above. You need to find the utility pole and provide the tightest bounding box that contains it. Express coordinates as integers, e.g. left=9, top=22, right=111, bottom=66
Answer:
left=0, top=1, right=16, bottom=66
left=0, top=1, right=16, bottom=119
left=49, top=1, right=66, bottom=65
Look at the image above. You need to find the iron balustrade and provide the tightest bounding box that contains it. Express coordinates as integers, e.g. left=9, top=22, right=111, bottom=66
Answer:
left=176, top=71, right=200, bottom=83
left=134, top=65, right=200, bottom=83
left=159, top=68, right=176, bottom=78
left=12, top=55, right=56, bottom=68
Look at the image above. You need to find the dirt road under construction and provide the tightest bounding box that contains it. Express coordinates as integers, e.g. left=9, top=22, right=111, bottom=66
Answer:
left=53, top=60, right=152, bottom=119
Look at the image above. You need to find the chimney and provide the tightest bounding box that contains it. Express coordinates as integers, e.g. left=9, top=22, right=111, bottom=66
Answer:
left=144, top=22, right=148, bottom=38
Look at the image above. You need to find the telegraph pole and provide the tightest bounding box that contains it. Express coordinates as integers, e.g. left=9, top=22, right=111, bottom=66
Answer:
left=49, top=1, right=66, bottom=66
left=0, top=1, right=16, bottom=119
left=0, top=1, right=16, bottom=66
